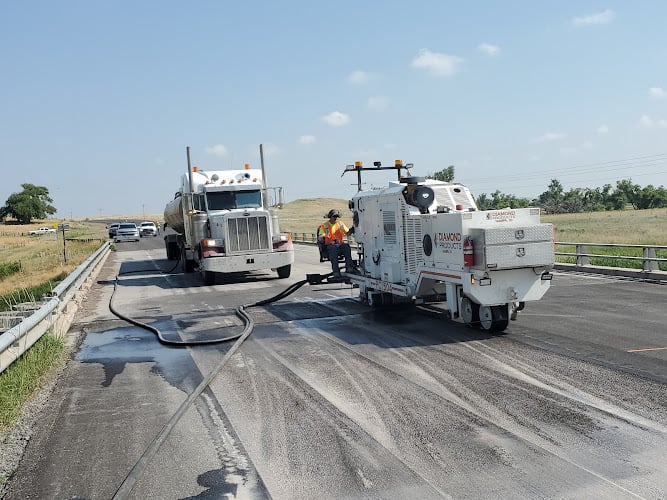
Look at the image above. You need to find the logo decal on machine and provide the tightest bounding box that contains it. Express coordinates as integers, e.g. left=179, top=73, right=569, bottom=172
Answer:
left=486, top=210, right=516, bottom=222
left=434, top=232, right=462, bottom=253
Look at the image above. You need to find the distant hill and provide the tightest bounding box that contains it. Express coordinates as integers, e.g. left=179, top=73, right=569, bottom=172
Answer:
left=278, top=198, right=351, bottom=236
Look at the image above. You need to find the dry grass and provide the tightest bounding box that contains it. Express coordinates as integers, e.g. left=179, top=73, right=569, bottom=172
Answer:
left=278, top=198, right=353, bottom=236
left=543, top=208, right=667, bottom=245
left=0, top=220, right=107, bottom=296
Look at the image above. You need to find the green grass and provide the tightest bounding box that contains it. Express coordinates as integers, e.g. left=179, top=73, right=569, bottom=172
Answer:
left=0, top=333, right=64, bottom=430
left=0, top=262, right=21, bottom=281
left=0, top=275, right=65, bottom=313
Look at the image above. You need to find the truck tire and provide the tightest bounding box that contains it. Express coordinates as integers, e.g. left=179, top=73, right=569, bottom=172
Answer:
left=181, top=247, right=196, bottom=272
left=277, top=264, right=291, bottom=279
left=166, top=241, right=179, bottom=260
left=203, top=271, right=216, bottom=286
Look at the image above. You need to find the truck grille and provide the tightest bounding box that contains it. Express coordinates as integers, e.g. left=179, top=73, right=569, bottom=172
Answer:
left=227, top=216, right=270, bottom=253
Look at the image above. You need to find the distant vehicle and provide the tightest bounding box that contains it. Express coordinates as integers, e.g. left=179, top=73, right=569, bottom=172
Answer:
left=114, top=223, right=140, bottom=242
left=139, top=221, right=158, bottom=237
left=108, top=223, right=120, bottom=238
left=29, top=227, right=56, bottom=235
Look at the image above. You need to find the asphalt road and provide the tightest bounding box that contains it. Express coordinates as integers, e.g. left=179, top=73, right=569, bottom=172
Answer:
left=3, top=236, right=666, bottom=499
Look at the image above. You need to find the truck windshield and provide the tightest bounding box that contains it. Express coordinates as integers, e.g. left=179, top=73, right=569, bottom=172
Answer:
left=207, top=190, right=262, bottom=210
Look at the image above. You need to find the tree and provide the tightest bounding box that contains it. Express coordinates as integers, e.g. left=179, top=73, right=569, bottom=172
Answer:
left=537, top=179, right=565, bottom=214
left=476, top=190, right=532, bottom=210
left=427, top=165, right=455, bottom=182
left=0, top=184, right=56, bottom=224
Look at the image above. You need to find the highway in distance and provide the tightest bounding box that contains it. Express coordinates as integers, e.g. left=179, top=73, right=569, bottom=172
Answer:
left=3, top=238, right=666, bottom=499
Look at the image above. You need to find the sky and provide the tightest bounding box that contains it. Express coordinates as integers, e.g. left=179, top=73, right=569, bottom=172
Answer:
left=2, top=1, right=667, bottom=218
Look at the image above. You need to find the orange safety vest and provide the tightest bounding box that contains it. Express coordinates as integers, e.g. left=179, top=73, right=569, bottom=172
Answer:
left=318, top=221, right=349, bottom=244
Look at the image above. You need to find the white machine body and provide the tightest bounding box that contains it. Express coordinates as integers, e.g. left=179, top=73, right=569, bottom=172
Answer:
left=345, top=178, right=554, bottom=331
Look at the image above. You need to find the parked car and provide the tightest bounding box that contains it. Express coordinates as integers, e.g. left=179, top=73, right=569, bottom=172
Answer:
left=108, top=223, right=120, bottom=238
left=29, top=227, right=56, bottom=235
left=114, top=223, right=140, bottom=242
left=139, top=221, right=158, bottom=237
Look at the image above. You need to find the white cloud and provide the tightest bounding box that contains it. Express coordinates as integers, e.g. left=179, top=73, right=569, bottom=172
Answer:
left=572, top=9, right=615, bottom=26
left=411, top=49, right=463, bottom=76
left=640, top=115, right=654, bottom=128
left=205, top=144, right=227, bottom=156
left=596, top=125, right=609, bottom=134
left=478, top=43, right=500, bottom=56
left=534, top=132, right=565, bottom=143
left=348, top=70, right=371, bottom=84
left=321, top=111, right=350, bottom=127
left=368, top=96, right=391, bottom=110
left=581, top=141, right=593, bottom=150
left=649, top=87, right=667, bottom=98
left=155, top=157, right=164, bottom=165
left=384, top=143, right=396, bottom=150
left=298, top=135, right=316, bottom=144
left=639, top=115, right=667, bottom=128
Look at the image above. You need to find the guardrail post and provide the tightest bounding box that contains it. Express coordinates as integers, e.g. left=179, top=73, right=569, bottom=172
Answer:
left=576, top=244, right=589, bottom=266
left=643, top=246, right=658, bottom=271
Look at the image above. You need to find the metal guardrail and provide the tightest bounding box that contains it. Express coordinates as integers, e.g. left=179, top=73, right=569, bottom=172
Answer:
left=0, top=241, right=111, bottom=375
left=554, top=242, right=667, bottom=272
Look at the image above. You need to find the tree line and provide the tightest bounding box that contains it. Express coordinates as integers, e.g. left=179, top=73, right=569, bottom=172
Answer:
left=428, top=167, right=667, bottom=213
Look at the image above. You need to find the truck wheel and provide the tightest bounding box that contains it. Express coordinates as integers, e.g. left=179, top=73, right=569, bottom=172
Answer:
left=181, top=247, right=196, bottom=272
left=203, top=271, right=216, bottom=286
left=277, top=264, right=291, bottom=279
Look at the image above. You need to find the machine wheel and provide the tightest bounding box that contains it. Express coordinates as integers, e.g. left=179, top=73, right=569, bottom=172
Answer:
left=479, top=305, right=509, bottom=333
left=277, top=264, right=291, bottom=279
left=461, top=297, right=480, bottom=326
left=202, top=271, right=216, bottom=286
left=367, top=292, right=383, bottom=308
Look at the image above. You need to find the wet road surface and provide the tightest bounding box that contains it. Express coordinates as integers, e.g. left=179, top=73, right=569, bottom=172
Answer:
left=3, top=240, right=666, bottom=499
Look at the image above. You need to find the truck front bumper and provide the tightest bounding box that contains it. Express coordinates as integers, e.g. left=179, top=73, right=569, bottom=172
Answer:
left=199, top=251, right=295, bottom=274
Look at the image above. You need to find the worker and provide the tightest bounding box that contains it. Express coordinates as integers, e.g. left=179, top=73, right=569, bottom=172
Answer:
left=318, top=209, right=358, bottom=277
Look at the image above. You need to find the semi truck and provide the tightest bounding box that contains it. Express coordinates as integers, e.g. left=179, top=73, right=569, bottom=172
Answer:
left=340, top=161, right=554, bottom=332
left=163, top=146, right=294, bottom=285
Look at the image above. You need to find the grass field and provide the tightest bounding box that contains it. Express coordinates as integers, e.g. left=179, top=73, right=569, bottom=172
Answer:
left=0, top=221, right=108, bottom=300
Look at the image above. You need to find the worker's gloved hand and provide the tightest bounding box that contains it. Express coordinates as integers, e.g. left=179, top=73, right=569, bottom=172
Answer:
left=348, top=226, right=355, bottom=235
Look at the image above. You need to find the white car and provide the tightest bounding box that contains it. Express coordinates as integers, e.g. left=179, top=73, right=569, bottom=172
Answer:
left=29, top=227, right=56, bottom=235
left=139, top=221, right=158, bottom=237
left=114, top=223, right=140, bottom=242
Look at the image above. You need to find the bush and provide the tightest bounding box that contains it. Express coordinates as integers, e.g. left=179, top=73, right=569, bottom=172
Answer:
left=0, top=261, right=21, bottom=281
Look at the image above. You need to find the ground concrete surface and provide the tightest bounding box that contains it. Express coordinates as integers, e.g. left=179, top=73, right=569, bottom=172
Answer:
left=1, top=241, right=666, bottom=499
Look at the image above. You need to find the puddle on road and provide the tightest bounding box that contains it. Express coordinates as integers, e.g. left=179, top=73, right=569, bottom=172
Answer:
left=76, top=324, right=203, bottom=390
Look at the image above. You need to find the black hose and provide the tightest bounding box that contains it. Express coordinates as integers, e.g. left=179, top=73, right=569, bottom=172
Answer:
left=110, top=274, right=308, bottom=498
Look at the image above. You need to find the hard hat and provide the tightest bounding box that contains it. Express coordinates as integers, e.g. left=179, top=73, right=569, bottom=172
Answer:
left=327, top=209, right=340, bottom=218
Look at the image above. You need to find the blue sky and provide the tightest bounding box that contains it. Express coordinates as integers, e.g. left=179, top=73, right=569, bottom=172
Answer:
left=2, top=1, right=666, bottom=218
